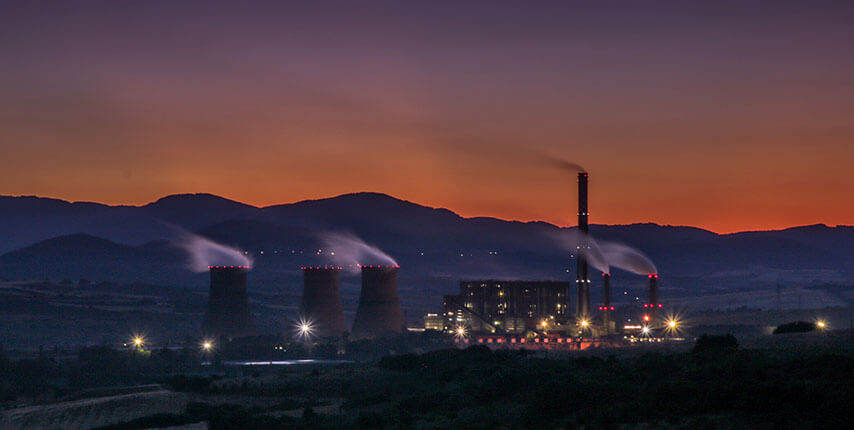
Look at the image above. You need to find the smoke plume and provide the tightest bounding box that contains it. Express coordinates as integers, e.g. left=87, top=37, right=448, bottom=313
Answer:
left=176, top=233, right=252, bottom=272
left=541, top=155, right=586, bottom=173
left=318, top=231, right=398, bottom=272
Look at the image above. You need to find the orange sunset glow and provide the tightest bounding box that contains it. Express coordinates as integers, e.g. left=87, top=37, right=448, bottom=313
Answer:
left=2, top=1, right=852, bottom=233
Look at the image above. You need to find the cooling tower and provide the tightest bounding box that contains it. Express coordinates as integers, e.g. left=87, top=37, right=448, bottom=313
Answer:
left=576, top=171, right=590, bottom=318
left=301, top=266, right=347, bottom=338
left=601, top=273, right=612, bottom=335
left=351, top=265, right=404, bottom=339
left=203, top=266, right=254, bottom=339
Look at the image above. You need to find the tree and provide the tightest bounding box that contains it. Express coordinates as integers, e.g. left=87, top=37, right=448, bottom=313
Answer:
left=692, top=334, right=738, bottom=353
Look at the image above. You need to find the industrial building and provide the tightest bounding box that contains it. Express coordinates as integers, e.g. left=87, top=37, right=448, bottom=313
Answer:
left=442, top=280, right=570, bottom=334
left=423, top=313, right=443, bottom=331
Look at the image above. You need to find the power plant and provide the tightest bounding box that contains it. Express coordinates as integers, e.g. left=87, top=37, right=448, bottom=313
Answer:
left=203, top=265, right=254, bottom=339
left=191, top=166, right=666, bottom=351
left=300, top=266, right=347, bottom=338
left=351, top=265, right=405, bottom=339
left=427, top=167, right=672, bottom=349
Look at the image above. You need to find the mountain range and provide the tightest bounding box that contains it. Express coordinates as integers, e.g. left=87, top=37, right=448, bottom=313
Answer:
left=1, top=192, right=852, bottom=313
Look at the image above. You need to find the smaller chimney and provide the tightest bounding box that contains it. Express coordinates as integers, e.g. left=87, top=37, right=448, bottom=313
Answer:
left=647, top=273, right=659, bottom=323
left=601, top=273, right=612, bottom=335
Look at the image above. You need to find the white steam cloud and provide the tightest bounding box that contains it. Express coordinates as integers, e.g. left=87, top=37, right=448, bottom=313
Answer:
left=318, top=231, right=397, bottom=272
left=176, top=233, right=252, bottom=272
left=548, top=229, right=610, bottom=273
left=548, top=230, right=657, bottom=275
left=598, top=241, right=657, bottom=275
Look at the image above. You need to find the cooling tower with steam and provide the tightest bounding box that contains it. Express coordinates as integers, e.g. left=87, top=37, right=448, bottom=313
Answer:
left=351, top=265, right=405, bottom=339
left=576, top=172, right=591, bottom=318
left=203, top=266, right=254, bottom=338
left=301, top=266, right=347, bottom=338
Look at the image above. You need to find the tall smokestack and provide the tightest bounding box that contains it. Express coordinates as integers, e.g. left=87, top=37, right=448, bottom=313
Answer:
left=601, top=273, right=612, bottom=335
left=203, top=266, right=253, bottom=339
left=647, top=273, right=659, bottom=323
left=351, top=265, right=404, bottom=339
left=576, top=172, right=590, bottom=318
left=301, top=266, right=347, bottom=338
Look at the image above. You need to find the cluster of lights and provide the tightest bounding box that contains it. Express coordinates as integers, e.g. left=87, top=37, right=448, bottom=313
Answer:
left=357, top=265, right=401, bottom=269
left=301, top=266, right=343, bottom=270
left=207, top=265, right=250, bottom=269
left=643, top=304, right=664, bottom=308
left=598, top=306, right=616, bottom=311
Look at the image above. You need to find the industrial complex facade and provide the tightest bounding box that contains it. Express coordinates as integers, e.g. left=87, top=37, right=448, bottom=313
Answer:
left=442, top=280, right=570, bottom=334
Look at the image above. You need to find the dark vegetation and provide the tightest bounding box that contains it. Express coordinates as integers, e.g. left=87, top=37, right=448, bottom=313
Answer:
left=773, top=321, right=818, bottom=334
left=3, top=333, right=853, bottom=429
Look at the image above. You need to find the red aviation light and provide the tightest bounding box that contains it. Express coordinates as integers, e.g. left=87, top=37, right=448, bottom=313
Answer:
left=643, top=315, right=650, bottom=322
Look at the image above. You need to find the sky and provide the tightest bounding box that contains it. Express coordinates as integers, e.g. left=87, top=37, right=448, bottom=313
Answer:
left=1, top=1, right=852, bottom=233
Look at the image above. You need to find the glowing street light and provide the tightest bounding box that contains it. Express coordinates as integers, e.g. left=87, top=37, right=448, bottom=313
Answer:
left=641, top=326, right=651, bottom=336
left=295, top=317, right=314, bottom=342
left=455, top=325, right=467, bottom=340
left=816, top=320, right=827, bottom=329
left=132, top=336, right=144, bottom=349
left=580, top=320, right=589, bottom=328
left=202, top=340, right=213, bottom=351
left=668, top=320, right=677, bottom=329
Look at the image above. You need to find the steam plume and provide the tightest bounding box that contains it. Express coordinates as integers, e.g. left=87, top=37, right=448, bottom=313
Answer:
left=599, top=241, right=657, bottom=275
left=176, top=233, right=252, bottom=272
left=547, top=229, right=610, bottom=273
left=318, top=231, right=397, bottom=272
left=547, top=230, right=657, bottom=275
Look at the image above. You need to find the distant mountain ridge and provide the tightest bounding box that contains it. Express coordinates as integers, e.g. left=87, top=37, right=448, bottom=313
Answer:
left=1, top=192, right=852, bottom=314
